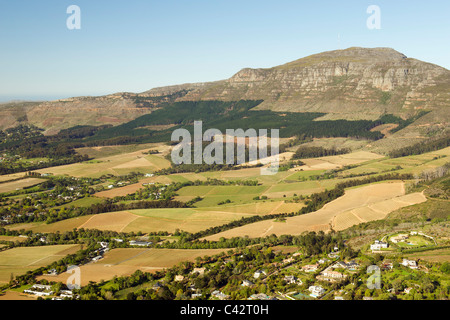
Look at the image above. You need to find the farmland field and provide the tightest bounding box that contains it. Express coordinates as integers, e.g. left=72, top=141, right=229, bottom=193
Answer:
left=0, top=244, right=81, bottom=284
left=0, top=235, right=28, bottom=243
left=0, top=178, right=45, bottom=193
left=37, top=248, right=226, bottom=285
left=5, top=202, right=303, bottom=234
left=0, top=132, right=449, bottom=299
left=35, top=145, right=172, bottom=178
left=405, top=248, right=450, bottom=263
left=203, top=182, right=427, bottom=240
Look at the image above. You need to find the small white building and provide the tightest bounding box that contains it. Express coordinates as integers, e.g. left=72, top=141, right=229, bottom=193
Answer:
left=370, top=240, right=389, bottom=251
left=129, top=240, right=152, bottom=246
left=98, top=242, right=109, bottom=248
left=253, top=270, right=266, bottom=279
left=402, top=259, right=418, bottom=269
left=242, top=280, right=254, bottom=287
left=174, top=275, right=185, bottom=282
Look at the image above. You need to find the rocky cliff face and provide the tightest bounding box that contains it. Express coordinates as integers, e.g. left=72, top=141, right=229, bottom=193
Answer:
left=178, top=47, right=450, bottom=122
left=1, top=47, right=449, bottom=134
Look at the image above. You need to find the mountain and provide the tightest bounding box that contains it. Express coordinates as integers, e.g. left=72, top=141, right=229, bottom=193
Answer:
left=1, top=47, right=449, bottom=142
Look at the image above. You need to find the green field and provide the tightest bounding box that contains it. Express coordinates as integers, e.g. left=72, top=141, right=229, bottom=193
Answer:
left=56, top=196, right=104, bottom=209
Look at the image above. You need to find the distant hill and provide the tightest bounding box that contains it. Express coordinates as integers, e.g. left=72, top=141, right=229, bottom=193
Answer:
left=1, top=47, right=449, bottom=149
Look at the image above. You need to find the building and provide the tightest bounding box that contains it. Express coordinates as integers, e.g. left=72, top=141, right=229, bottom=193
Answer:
left=370, top=240, right=389, bottom=251
left=404, top=287, right=413, bottom=294
left=129, top=240, right=152, bottom=246
left=301, top=264, right=319, bottom=272
left=47, top=269, right=58, bottom=275
left=333, top=260, right=359, bottom=271
left=283, top=258, right=295, bottom=264
left=284, top=275, right=302, bottom=285
left=242, top=280, right=254, bottom=287
left=308, top=285, right=326, bottom=298
left=211, top=290, right=230, bottom=300
left=191, top=268, right=206, bottom=276
left=174, top=275, right=185, bottom=282
left=59, top=290, right=74, bottom=299
left=24, top=284, right=54, bottom=297
left=98, top=242, right=109, bottom=248
left=381, top=262, right=393, bottom=271
left=253, top=270, right=266, bottom=279
left=391, top=234, right=409, bottom=243
left=152, top=282, right=162, bottom=291
left=248, top=293, right=275, bottom=300
left=321, top=270, right=346, bottom=280
left=402, top=259, right=418, bottom=269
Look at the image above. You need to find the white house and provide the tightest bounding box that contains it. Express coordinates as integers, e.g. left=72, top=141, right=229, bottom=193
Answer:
left=174, top=275, right=185, bottom=282
left=370, top=240, right=389, bottom=251
left=129, top=240, right=152, bottom=246
left=98, top=242, right=109, bottom=248
left=253, top=270, right=266, bottom=279
left=242, top=280, right=254, bottom=287
left=402, top=259, right=418, bottom=269
left=24, top=284, right=54, bottom=297
left=308, top=285, right=326, bottom=298
left=321, top=270, right=346, bottom=280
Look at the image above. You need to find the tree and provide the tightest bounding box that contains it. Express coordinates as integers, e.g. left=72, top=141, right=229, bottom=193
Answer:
left=440, top=262, right=450, bottom=274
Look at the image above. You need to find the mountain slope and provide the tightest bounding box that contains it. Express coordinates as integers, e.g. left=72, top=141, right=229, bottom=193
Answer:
left=2, top=47, right=449, bottom=144
left=177, top=47, right=449, bottom=121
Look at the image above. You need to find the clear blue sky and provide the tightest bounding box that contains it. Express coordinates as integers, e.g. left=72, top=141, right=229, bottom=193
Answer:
left=0, top=0, right=449, bottom=101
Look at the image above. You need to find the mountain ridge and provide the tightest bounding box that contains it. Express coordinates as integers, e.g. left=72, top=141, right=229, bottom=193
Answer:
left=1, top=47, right=448, bottom=143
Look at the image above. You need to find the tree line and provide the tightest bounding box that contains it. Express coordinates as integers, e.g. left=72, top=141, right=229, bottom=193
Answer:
left=292, top=146, right=351, bottom=160
left=388, top=134, right=450, bottom=158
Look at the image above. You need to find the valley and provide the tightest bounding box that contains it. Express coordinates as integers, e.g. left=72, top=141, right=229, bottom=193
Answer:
left=0, top=47, right=448, bottom=302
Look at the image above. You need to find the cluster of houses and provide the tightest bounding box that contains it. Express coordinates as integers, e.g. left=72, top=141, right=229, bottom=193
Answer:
left=51, top=290, right=77, bottom=300
left=91, top=242, right=109, bottom=262
left=211, top=290, right=230, bottom=300
left=23, top=284, right=54, bottom=297
left=23, top=284, right=78, bottom=299
left=107, top=181, right=130, bottom=189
